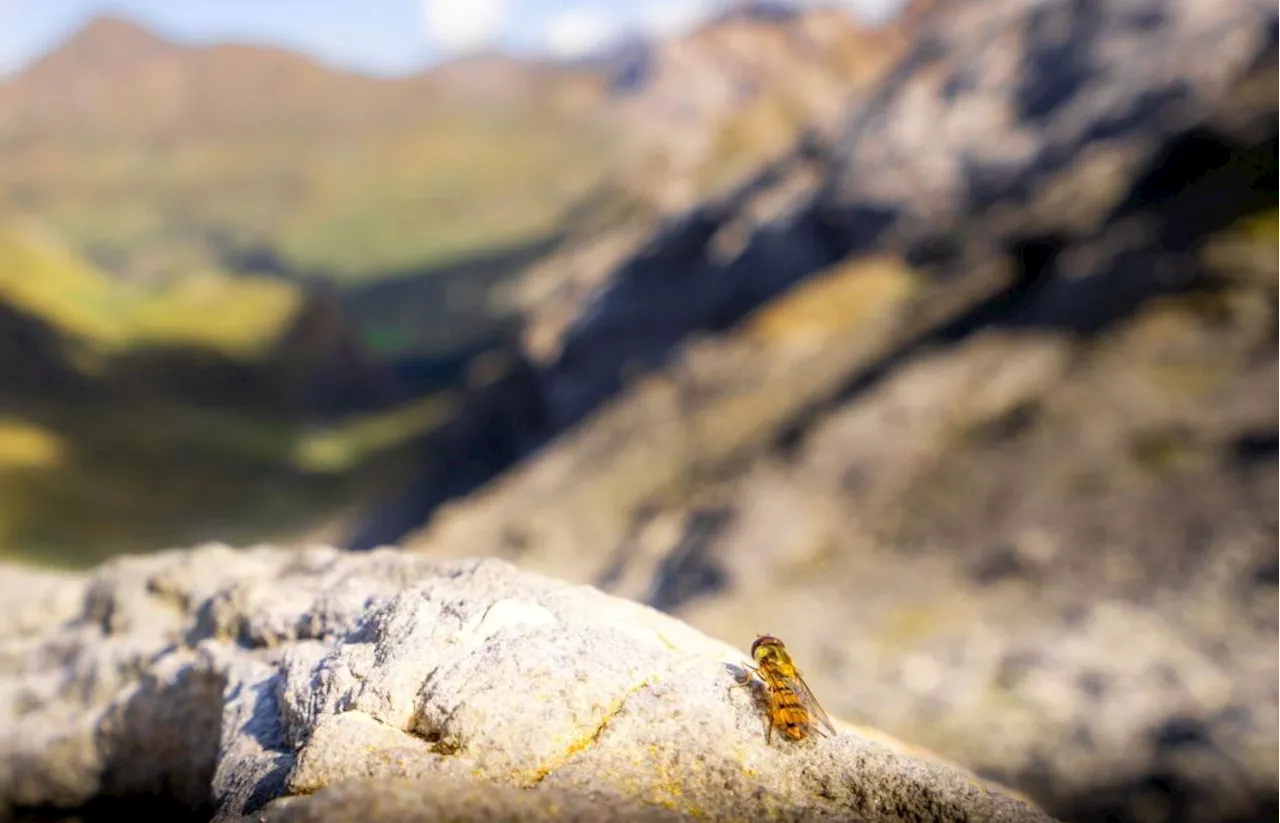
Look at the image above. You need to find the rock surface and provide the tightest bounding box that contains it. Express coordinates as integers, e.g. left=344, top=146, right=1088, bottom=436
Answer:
left=522, top=0, right=1277, bottom=428
left=247, top=776, right=692, bottom=823
left=609, top=2, right=910, bottom=213
left=0, top=544, right=1054, bottom=822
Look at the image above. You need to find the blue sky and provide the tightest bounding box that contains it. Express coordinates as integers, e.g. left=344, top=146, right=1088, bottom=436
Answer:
left=0, top=0, right=906, bottom=78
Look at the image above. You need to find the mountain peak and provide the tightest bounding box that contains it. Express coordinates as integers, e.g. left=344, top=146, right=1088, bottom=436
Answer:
left=52, top=14, right=175, bottom=65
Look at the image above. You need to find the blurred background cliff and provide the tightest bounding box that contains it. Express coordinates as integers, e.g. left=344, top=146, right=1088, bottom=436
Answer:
left=0, top=1, right=1275, bottom=822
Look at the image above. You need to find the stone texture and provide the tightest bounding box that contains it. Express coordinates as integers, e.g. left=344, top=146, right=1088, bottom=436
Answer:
left=506, top=0, right=1277, bottom=430
left=0, top=544, right=1053, bottom=823
left=248, top=776, right=691, bottom=823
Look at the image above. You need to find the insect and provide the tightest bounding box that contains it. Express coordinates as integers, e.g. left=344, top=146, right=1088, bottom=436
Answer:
left=736, top=634, right=836, bottom=744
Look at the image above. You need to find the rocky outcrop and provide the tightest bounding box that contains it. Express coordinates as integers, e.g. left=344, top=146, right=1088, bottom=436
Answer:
left=525, top=0, right=1276, bottom=429
left=507, top=2, right=915, bottom=369
left=609, top=2, right=911, bottom=211
left=0, top=544, right=1053, bottom=822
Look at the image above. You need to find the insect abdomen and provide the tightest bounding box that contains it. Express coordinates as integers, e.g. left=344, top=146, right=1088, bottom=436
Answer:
left=769, top=680, right=811, bottom=739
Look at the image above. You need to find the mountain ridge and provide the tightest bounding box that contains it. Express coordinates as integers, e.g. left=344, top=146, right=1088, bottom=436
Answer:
left=0, top=13, right=610, bottom=142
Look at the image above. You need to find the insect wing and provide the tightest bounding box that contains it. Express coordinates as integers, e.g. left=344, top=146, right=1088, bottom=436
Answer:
left=792, top=670, right=836, bottom=737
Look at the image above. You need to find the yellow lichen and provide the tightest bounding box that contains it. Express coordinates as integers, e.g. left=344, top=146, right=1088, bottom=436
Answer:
left=522, top=675, right=659, bottom=787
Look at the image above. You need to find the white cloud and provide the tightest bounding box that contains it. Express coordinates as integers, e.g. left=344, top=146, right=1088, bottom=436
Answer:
left=823, top=0, right=912, bottom=26
left=542, top=9, right=620, bottom=59
left=422, top=0, right=508, bottom=54
left=637, top=0, right=721, bottom=39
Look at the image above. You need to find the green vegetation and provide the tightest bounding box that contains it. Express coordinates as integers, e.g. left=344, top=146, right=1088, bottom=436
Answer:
left=1, top=48, right=618, bottom=287
left=3, top=124, right=613, bottom=286
left=0, top=215, right=459, bottom=568
left=0, top=24, right=627, bottom=566
left=0, top=403, right=388, bottom=569
left=293, top=394, right=459, bottom=474
left=0, top=391, right=454, bottom=568
left=274, top=118, right=614, bottom=279
left=0, top=214, right=301, bottom=358
left=1236, top=208, right=1279, bottom=242
left=0, top=18, right=621, bottom=288
left=0, top=419, right=65, bottom=471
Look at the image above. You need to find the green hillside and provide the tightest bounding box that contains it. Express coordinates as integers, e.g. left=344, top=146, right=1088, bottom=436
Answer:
left=0, top=17, right=627, bottom=565
left=0, top=213, right=464, bottom=567
left=0, top=212, right=300, bottom=358
left=0, top=17, right=619, bottom=286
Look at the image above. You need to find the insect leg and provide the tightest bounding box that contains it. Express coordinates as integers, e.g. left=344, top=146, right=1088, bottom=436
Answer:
left=726, top=663, right=758, bottom=698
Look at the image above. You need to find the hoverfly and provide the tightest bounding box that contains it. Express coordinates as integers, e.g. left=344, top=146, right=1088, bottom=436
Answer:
left=736, top=634, right=836, bottom=744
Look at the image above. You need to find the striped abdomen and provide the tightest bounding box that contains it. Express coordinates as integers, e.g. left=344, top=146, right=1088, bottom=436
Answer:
left=763, top=673, right=812, bottom=740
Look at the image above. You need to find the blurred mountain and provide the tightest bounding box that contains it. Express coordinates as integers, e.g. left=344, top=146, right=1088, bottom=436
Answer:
left=611, top=1, right=911, bottom=210
left=0, top=2, right=906, bottom=563
left=0, top=6, right=904, bottom=363
left=0, top=15, right=616, bottom=284
left=505, top=2, right=913, bottom=363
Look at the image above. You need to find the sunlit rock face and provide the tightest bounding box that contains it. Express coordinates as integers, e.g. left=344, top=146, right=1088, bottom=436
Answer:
left=0, top=544, right=1051, bottom=822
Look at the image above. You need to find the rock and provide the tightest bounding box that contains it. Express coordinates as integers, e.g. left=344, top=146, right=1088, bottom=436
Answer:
left=517, top=0, right=1276, bottom=427
left=822, top=0, right=1278, bottom=249
left=610, top=3, right=910, bottom=212
left=248, top=776, right=692, bottom=823
left=0, top=544, right=1054, bottom=822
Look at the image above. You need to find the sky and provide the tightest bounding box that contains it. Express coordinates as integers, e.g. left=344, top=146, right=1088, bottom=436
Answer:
left=0, top=0, right=909, bottom=78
